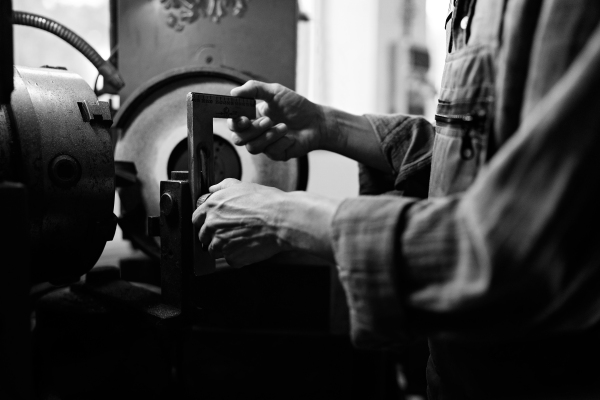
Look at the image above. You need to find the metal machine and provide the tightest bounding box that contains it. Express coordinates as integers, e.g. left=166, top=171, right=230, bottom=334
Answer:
left=0, top=1, right=402, bottom=399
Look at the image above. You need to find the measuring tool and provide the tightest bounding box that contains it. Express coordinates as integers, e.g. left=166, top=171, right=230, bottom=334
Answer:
left=186, top=92, right=256, bottom=275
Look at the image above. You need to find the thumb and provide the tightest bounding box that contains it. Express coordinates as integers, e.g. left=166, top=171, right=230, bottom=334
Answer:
left=231, top=80, right=282, bottom=102
left=209, top=178, right=241, bottom=193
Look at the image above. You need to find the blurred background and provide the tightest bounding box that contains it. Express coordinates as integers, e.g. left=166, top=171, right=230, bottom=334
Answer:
left=12, top=0, right=448, bottom=265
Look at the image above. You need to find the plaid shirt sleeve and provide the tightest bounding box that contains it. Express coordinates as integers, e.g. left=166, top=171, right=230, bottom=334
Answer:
left=332, top=23, right=600, bottom=349
left=357, top=115, right=434, bottom=196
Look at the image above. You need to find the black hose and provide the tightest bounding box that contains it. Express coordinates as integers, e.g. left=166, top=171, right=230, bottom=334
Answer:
left=12, top=10, right=124, bottom=91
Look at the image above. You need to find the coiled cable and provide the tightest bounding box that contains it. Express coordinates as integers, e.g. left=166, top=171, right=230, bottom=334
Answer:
left=12, top=10, right=124, bottom=91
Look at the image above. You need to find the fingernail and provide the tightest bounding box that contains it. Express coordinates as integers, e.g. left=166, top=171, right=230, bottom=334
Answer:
left=259, top=118, right=271, bottom=128
left=276, top=124, right=287, bottom=133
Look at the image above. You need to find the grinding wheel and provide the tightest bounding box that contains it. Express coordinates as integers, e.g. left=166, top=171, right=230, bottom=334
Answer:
left=114, top=67, right=308, bottom=258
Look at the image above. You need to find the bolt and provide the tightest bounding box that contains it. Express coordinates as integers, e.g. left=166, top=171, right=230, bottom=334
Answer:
left=49, top=154, right=81, bottom=187
left=161, top=193, right=174, bottom=216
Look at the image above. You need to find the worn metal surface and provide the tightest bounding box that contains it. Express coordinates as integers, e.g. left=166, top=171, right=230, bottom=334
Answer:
left=187, top=92, right=255, bottom=275
left=34, top=286, right=180, bottom=398
left=0, top=104, right=17, bottom=181
left=0, top=182, right=31, bottom=400
left=0, top=0, right=13, bottom=104
left=74, top=267, right=182, bottom=328
left=7, top=66, right=115, bottom=283
left=158, top=175, right=193, bottom=311
left=114, top=67, right=307, bottom=259
left=117, top=0, right=297, bottom=101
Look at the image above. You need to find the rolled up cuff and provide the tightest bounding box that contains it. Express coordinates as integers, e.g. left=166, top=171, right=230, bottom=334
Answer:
left=331, top=195, right=417, bottom=350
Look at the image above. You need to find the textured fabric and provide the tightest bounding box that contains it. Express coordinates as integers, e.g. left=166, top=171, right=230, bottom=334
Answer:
left=358, top=114, right=434, bottom=197
left=331, top=0, right=600, bottom=398
left=332, top=195, right=415, bottom=350
left=364, top=114, right=434, bottom=187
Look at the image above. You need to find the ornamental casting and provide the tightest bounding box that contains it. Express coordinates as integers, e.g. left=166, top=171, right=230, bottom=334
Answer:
left=160, top=0, right=250, bottom=31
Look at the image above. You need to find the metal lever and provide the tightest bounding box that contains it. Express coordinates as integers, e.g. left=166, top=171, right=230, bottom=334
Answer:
left=186, top=92, right=256, bottom=276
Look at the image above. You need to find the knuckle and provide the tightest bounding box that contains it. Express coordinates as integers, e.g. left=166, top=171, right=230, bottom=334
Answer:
left=223, top=178, right=240, bottom=185
left=246, top=143, right=261, bottom=155
left=272, top=83, right=285, bottom=93
left=231, top=133, right=243, bottom=145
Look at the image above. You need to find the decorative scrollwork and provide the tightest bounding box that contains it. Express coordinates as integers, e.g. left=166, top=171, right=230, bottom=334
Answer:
left=160, top=0, right=250, bottom=31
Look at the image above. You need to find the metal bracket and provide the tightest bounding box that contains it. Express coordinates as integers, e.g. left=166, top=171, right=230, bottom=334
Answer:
left=78, top=100, right=112, bottom=126
left=186, top=92, right=255, bottom=276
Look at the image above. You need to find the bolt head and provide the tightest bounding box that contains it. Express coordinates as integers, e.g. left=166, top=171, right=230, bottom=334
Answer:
left=49, top=154, right=81, bottom=187
left=161, top=193, right=174, bottom=216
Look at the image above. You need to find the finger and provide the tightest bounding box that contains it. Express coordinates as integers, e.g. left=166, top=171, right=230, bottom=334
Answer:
left=245, top=123, right=288, bottom=155
left=209, top=178, right=241, bottom=193
left=198, top=220, right=214, bottom=247
left=263, top=136, right=294, bottom=161
left=224, top=255, right=247, bottom=269
left=191, top=205, right=207, bottom=226
left=207, top=241, right=224, bottom=259
left=223, top=244, right=270, bottom=268
left=228, top=116, right=251, bottom=132
left=230, top=80, right=284, bottom=102
left=230, top=116, right=273, bottom=145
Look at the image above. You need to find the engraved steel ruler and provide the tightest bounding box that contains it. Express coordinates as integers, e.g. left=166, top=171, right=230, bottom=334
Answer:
left=186, top=92, right=256, bottom=275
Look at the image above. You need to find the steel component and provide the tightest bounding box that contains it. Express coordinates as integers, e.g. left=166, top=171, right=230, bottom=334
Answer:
left=159, top=177, right=194, bottom=311
left=117, top=0, right=296, bottom=102
left=72, top=279, right=181, bottom=328
left=48, top=154, right=81, bottom=187
left=114, top=67, right=307, bottom=260
left=77, top=99, right=113, bottom=125
left=160, top=192, right=175, bottom=216
left=171, top=170, right=189, bottom=180
left=0, top=0, right=13, bottom=104
left=2, top=66, right=115, bottom=283
left=187, top=92, right=255, bottom=276
left=0, top=104, right=16, bottom=181
left=11, top=11, right=124, bottom=91
left=147, top=216, right=160, bottom=237
left=0, top=181, right=32, bottom=400
left=85, top=265, right=121, bottom=285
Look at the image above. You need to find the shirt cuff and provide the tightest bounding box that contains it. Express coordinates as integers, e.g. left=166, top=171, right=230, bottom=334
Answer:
left=364, top=114, right=434, bottom=187
left=331, top=195, right=417, bottom=350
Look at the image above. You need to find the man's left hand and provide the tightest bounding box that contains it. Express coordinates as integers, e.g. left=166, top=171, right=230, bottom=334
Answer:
left=191, top=178, right=292, bottom=267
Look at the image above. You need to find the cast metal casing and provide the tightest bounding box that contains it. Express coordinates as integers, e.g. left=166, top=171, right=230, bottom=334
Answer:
left=2, top=66, right=115, bottom=283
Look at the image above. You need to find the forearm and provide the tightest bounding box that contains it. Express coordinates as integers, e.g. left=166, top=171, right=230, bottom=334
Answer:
left=318, top=106, right=392, bottom=173
left=277, top=190, right=343, bottom=263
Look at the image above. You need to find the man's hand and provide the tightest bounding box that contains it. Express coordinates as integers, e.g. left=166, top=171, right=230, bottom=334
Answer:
left=229, top=80, right=393, bottom=173
left=192, top=178, right=342, bottom=267
left=228, top=80, right=325, bottom=161
left=191, top=178, right=293, bottom=267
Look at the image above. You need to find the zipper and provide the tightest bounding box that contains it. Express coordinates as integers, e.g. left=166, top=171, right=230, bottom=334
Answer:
left=435, top=110, right=486, bottom=160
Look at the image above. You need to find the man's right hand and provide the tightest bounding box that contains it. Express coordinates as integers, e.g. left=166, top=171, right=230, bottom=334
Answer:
left=228, top=80, right=325, bottom=161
